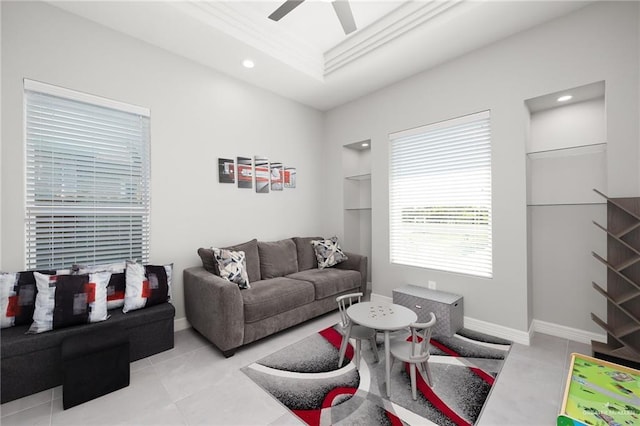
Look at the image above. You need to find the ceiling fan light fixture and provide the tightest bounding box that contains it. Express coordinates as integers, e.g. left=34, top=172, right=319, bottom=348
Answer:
left=242, top=59, right=255, bottom=69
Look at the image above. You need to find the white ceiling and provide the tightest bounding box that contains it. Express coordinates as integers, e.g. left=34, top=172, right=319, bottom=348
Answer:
left=48, top=0, right=591, bottom=111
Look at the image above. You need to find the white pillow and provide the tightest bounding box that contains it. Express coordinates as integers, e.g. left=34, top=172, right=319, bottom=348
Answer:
left=311, top=237, right=348, bottom=269
left=75, top=262, right=127, bottom=310
left=28, top=271, right=111, bottom=334
left=213, top=248, right=250, bottom=289
left=123, top=262, right=172, bottom=313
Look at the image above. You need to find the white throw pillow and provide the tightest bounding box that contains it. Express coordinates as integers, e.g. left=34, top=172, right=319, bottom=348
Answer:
left=311, top=237, right=348, bottom=269
left=123, top=262, right=172, bottom=313
left=213, top=248, right=250, bottom=289
left=28, top=271, right=111, bottom=334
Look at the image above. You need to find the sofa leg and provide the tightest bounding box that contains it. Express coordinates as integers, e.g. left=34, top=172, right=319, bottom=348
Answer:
left=222, top=349, right=236, bottom=358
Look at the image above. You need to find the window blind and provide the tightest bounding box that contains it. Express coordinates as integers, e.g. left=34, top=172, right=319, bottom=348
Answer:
left=24, top=80, right=151, bottom=269
left=389, top=110, right=492, bottom=278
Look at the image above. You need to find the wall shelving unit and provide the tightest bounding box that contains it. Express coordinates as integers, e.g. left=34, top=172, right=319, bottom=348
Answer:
left=591, top=189, right=640, bottom=366
left=343, top=140, right=372, bottom=289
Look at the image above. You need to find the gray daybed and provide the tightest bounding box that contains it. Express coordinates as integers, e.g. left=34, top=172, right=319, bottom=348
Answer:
left=184, top=237, right=367, bottom=357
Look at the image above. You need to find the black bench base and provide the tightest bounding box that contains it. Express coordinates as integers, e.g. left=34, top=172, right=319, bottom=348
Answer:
left=62, top=326, right=130, bottom=409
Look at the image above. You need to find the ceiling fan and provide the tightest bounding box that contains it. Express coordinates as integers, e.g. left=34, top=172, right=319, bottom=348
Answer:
left=268, top=0, right=357, bottom=35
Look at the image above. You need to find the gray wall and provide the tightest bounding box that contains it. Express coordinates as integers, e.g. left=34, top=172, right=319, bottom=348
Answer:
left=1, top=1, right=328, bottom=321
left=324, top=1, right=640, bottom=334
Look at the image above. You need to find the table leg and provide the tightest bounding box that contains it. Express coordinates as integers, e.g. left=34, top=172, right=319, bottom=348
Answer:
left=384, top=330, right=391, bottom=397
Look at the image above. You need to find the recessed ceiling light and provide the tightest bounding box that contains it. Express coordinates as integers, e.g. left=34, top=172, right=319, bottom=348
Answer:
left=361, top=142, right=369, bottom=147
left=242, top=59, right=255, bottom=69
left=557, top=95, right=572, bottom=102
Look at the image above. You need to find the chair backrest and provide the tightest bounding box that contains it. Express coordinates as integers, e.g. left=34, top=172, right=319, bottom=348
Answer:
left=408, top=312, right=437, bottom=360
left=336, top=292, right=363, bottom=328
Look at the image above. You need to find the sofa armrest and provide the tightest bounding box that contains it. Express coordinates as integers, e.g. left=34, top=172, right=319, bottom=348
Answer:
left=183, top=267, right=244, bottom=354
left=335, top=252, right=368, bottom=288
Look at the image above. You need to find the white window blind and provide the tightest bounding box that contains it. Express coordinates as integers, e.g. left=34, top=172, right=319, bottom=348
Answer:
left=389, top=110, right=492, bottom=278
left=24, top=80, right=151, bottom=269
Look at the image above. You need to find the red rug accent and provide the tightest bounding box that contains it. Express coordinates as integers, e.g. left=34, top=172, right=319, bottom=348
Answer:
left=430, top=339, right=495, bottom=385
left=408, top=361, right=472, bottom=426
left=293, top=387, right=357, bottom=426
left=319, top=326, right=354, bottom=362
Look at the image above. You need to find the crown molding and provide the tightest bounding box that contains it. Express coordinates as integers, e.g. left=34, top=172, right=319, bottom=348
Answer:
left=324, top=0, right=465, bottom=75
left=169, top=1, right=325, bottom=81
left=170, top=1, right=466, bottom=81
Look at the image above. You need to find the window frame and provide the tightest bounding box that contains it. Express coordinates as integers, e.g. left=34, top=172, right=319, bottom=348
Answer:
left=23, top=79, right=151, bottom=269
left=388, top=110, right=493, bottom=278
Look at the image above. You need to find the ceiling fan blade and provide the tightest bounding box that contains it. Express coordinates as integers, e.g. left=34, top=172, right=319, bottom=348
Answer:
left=268, top=0, right=305, bottom=21
left=332, top=0, right=357, bottom=35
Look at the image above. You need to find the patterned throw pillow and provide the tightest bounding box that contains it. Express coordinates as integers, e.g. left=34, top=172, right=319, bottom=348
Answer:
left=0, top=270, right=59, bottom=329
left=213, top=248, right=250, bottom=289
left=311, top=237, right=348, bottom=269
left=75, top=262, right=127, bottom=310
left=28, top=271, right=111, bottom=334
left=123, top=262, right=172, bottom=313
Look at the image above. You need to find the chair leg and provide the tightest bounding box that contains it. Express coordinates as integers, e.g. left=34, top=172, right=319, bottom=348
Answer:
left=423, top=361, right=433, bottom=387
left=410, top=363, right=417, bottom=400
left=338, top=335, right=348, bottom=368
left=369, top=336, right=379, bottom=363
left=355, top=340, right=361, bottom=370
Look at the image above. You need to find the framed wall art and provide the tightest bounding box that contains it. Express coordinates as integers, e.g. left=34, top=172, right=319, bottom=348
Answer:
left=254, top=156, right=269, bottom=193
left=284, top=167, right=296, bottom=188
left=270, top=162, right=283, bottom=191
left=218, top=158, right=235, bottom=183
left=237, top=156, right=253, bottom=189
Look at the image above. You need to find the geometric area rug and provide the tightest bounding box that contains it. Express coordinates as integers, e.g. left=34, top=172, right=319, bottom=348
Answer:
left=242, top=324, right=512, bottom=426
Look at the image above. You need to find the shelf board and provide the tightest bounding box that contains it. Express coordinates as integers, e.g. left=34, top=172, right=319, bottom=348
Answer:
left=528, top=202, right=605, bottom=207
left=592, top=252, right=640, bottom=285
left=592, top=281, right=640, bottom=306
left=344, top=173, right=371, bottom=181
left=345, top=207, right=372, bottom=211
left=593, top=221, right=640, bottom=255
left=527, top=142, right=606, bottom=159
left=591, top=340, right=640, bottom=363
left=591, top=314, right=640, bottom=346
left=594, top=189, right=640, bottom=222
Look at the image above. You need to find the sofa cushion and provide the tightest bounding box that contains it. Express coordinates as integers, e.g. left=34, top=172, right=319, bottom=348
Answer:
left=293, top=236, right=323, bottom=271
left=241, top=278, right=314, bottom=323
left=198, top=239, right=261, bottom=283
left=257, top=239, right=298, bottom=279
left=197, top=248, right=218, bottom=274
left=287, top=268, right=361, bottom=300
left=226, top=239, right=261, bottom=283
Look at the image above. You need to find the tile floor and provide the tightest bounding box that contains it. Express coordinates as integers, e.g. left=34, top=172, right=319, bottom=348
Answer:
left=0, top=311, right=590, bottom=426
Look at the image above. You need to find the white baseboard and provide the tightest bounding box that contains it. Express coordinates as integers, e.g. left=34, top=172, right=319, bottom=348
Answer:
left=370, top=293, right=606, bottom=346
left=531, top=319, right=606, bottom=345
left=174, top=317, right=191, bottom=332
left=463, top=316, right=531, bottom=345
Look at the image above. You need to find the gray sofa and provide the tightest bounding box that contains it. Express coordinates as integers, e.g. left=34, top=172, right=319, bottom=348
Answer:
left=184, top=237, right=367, bottom=357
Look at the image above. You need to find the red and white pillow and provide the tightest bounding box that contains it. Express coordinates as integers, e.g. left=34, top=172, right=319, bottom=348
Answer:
left=75, top=262, right=126, bottom=310
left=123, top=262, right=172, bottom=313
left=28, top=271, right=111, bottom=334
left=0, top=270, right=60, bottom=329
